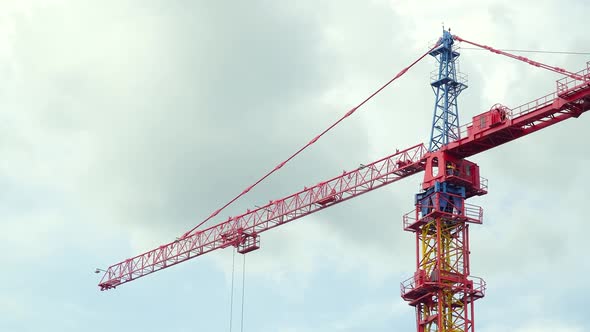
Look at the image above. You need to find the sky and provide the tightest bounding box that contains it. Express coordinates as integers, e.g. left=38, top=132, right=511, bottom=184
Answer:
left=1, top=0, right=589, bottom=331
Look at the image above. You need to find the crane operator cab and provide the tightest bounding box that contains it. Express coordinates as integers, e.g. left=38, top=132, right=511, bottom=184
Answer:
left=422, top=151, right=486, bottom=198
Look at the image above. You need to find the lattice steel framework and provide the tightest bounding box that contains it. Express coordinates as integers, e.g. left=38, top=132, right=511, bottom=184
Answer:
left=429, top=30, right=467, bottom=151
left=95, top=30, right=590, bottom=332
left=418, top=219, right=473, bottom=331
left=402, top=185, right=486, bottom=332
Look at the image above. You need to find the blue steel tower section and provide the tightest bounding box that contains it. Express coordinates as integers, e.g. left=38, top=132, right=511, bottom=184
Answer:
left=428, top=30, right=467, bottom=152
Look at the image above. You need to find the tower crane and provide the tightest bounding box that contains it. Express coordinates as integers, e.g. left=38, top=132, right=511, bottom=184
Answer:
left=97, top=31, right=590, bottom=332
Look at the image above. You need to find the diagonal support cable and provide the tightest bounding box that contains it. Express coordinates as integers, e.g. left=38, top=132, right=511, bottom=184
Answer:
left=453, top=35, right=587, bottom=81
left=182, top=43, right=441, bottom=238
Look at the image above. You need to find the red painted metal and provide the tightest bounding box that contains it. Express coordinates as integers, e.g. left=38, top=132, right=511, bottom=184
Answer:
left=397, top=61, right=589, bottom=331
left=99, top=144, right=428, bottom=290
left=99, top=62, right=590, bottom=292
left=402, top=167, right=486, bottom=331
left=421, top=151, right=487, bottom=198
left=445, top=64, right=590, bottom=159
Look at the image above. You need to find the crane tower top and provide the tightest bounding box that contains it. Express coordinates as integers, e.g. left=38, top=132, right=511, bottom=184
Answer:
left=428, top=30, right=467, bottom=151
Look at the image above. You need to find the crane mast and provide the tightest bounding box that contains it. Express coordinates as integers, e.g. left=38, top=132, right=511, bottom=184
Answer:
left=399, top=31, right=590, bottom=331
left=98, top=30, right=590, bottom=332
left=401, top=30, right=485, bottom=331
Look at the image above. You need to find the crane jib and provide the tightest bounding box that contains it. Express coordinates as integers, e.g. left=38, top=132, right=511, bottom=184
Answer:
left=98, top=55, right=590, bottom=292
left=99, top=143, right=428, bottom=290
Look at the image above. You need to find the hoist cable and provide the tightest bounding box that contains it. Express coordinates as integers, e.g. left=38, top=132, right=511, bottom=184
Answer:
left=240, top=254, right=246, bottom=332
left=228, top=250, right=236, bottom=332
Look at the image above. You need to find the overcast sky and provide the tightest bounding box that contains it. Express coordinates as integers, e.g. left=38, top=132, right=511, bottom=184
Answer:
left=1, top=1, right=589, bottom=331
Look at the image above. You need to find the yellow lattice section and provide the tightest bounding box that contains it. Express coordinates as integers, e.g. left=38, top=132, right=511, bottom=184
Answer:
left=441, top=289, right=467, bottom=331
left=417, top=217, right=469, bottom=332
left=420, top=219, right=438, bottom=276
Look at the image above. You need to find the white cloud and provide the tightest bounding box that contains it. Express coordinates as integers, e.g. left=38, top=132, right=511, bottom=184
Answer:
left=482, top=321, right=584, bottom=332
left=1, top=1, right=589, bottom=331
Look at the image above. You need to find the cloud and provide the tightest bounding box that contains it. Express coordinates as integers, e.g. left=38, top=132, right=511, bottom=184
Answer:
left=1, top=1, right=589, bottom=331
left=482, top=321, right=584, bottom=332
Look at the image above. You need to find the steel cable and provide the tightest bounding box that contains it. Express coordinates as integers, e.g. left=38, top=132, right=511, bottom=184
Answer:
left=182, top=43, right=440, bottom=237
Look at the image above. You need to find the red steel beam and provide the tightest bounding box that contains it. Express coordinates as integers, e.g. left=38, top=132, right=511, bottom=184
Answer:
left=98, top=62, right=590, bottom=291
left=444, top=70, right=590, bottom=159
left=99, top=143, right=428, bottom=290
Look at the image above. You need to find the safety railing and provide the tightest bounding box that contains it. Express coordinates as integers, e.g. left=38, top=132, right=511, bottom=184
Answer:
left=509, top=91, right=557, bottom=119
left=462, top=203, right=484, bottom=224
left=479, top=176, right=488, bottom=191
left=430, top=70, right=468, bottom=86
left=455, top=91, right=555, bottom=140
left=556, top=61, right=590, bottom=95
left=400, top=273, right=487, bottom=297
left=403, top=191, right=484, bottom=231
left=453, top=62, right=590, bottom=143
left=402, top=209, right=417, bottom=231
left=400, top=273, right=419, bottom=296
left=469, top=276, right=486, bottom=297
left=457, top=121, right=470, bottom=139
